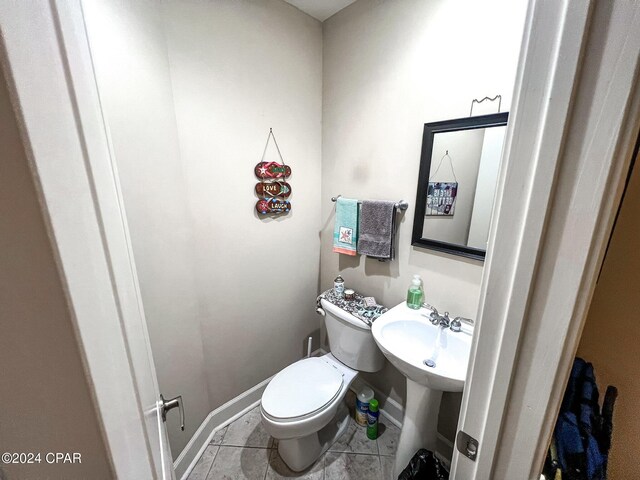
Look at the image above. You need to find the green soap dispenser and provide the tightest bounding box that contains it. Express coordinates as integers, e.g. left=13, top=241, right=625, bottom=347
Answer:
left=406, top=274, right=424, bottom=309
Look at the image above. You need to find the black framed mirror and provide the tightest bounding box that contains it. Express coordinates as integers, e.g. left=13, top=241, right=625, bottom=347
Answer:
left=412, top=112, right=509, bottom=260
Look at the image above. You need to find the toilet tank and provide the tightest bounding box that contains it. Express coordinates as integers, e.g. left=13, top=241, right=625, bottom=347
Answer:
left=321, top=299, right=385, bottom=372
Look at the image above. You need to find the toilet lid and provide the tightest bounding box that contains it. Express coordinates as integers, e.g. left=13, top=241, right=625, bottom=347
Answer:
left=262, top=357, right=344, bottom=420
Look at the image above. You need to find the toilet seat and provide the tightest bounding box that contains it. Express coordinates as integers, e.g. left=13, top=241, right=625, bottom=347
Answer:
left=262, top=357, right=344, bottom=421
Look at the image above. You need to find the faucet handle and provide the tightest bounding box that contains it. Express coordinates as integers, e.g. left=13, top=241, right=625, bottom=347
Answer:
left=421, top=303, right=441, bottom=324
left=450, top=316, right=474, bottom=332
left=454, top=316, right=474, bottom=326
left=422, top=303, right=438, bottom=315
left=421, top=310, right=441, bottom=325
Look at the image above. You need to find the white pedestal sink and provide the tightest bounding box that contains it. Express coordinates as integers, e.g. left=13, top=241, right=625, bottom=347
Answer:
left=371, top=302, right=472, bottom=477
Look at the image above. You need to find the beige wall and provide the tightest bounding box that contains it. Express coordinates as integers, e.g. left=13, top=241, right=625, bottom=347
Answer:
left=0, top=62, right=112, bottom=479
left=321, top=0, right=527, bottom=443
left=82, top=0, right=212, bottom=457
left=161, top=0, right=323, bottom=411
left=83, top=0, right=323, bottom=458
left=577, top=156, right=640, bottom=479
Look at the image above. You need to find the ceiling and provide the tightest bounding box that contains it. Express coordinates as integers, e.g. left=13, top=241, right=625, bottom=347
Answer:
left=283, top=0, right=357, bottom=22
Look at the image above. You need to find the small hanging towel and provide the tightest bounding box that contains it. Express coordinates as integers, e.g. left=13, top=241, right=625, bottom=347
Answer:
left=357, top=200, right=396, bottom=260
left=332, top=197, right=359, bottom=256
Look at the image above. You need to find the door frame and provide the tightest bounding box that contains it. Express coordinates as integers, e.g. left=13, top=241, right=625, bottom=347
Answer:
left=0, top=1, right=173, bottom=478
left=451, top=0, right=640, bottom=478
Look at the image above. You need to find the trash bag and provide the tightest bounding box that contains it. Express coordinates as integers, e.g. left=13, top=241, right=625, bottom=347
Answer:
left=398, top=449, right=449, bottom=480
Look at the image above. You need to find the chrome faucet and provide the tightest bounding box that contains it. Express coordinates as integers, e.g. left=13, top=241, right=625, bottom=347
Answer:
left=422, top=303, right=474, bottom=332
left=421, top=304, right=451, bottom=328
left=438, top=311, right=451, bottom=328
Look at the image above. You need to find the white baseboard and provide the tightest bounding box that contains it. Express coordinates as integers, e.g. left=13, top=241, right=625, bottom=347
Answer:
left=175, top=349, right=325, bottom=480
left=174, top=377, right=269, bottom=480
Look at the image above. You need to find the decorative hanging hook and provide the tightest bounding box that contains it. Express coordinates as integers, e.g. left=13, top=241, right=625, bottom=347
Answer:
left=470, top=94, right=502, bottom=116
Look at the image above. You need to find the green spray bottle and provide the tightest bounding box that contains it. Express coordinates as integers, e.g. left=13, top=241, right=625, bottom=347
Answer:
left=367, top=398, right=379, bottom=440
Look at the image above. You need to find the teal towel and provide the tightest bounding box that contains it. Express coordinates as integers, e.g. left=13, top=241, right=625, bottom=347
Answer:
left=333, top=198, right=359, bottom=256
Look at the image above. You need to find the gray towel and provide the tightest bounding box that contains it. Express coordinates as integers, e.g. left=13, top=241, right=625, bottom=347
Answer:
left=357, top=200, right=396, bottom=260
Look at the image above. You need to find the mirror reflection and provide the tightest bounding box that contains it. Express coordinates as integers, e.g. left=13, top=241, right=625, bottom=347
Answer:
left=412, top=113, right=509, bottom=260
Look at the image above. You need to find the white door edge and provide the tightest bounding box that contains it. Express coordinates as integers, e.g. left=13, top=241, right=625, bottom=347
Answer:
left=0, top=1, right=174, bottom=478
left=452, top=0, right=640, bottom=478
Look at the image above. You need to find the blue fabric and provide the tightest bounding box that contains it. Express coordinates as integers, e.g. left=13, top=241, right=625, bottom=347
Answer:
left=332, top=197, right=359, bottom=256
left=586, top=435, right=605, bottom=478
left=554, top=358, right=608, bottom=480
left=555, top=412, right=584, bottom=463
left=579, top=363, right=605, bottom=478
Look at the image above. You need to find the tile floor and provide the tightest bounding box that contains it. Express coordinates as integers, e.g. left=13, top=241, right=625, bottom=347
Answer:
left=187, top=398, right=400, bottom=480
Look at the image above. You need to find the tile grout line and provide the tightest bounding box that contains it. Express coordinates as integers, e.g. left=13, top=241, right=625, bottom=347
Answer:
left=261, top=447, right=270, bottom=480
left=201, top=426, right=225, bottom=480
left=218, top=443, right=273, bottom=450
left=202, top=444, right=221, bottom=480
left=325, top=450, right=380, bottom=456
left=322, top=451, right=326, bottom=480
left=206, top=422, right=229, bottom=479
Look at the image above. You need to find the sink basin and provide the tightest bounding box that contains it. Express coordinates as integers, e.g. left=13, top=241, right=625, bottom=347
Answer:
left=372, top=305, right=471, bottom=392
left=371, top=302, right=472, bottom=476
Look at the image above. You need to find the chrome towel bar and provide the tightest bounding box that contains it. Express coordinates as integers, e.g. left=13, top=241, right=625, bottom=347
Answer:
left=331, top=195, right=409, bottom=211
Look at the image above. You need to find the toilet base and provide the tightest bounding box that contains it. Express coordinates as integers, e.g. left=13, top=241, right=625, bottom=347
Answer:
left=278, top=401, right=351, bottom=472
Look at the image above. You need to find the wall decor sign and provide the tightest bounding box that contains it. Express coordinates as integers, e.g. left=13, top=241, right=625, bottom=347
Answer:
left=255, top=181, right=291, bottom=198
left=426, top=181, right=458, bottom=216
left=254, top=162, right=291, bottom=179
left=425, top=150, right=458, bottom=216
left=254, top=128, right=292, bottom=216
left=256, top=198, right=291, bottom=215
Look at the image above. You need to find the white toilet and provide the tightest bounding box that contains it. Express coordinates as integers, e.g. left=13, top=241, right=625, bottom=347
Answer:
left=260, top=298, right=385, bottom=471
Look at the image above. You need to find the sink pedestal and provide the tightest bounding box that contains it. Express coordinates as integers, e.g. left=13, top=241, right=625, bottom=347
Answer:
left=371, top=303, right=471, bottom=476
left=393, top=378, right=443, bottom=477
